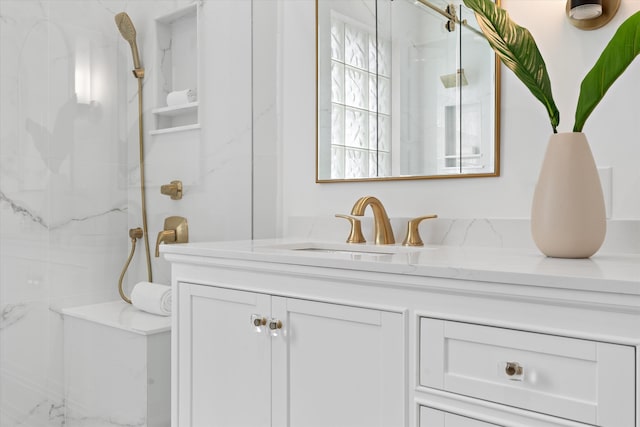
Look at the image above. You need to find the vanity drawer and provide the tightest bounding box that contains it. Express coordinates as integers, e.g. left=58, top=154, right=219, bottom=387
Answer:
left=420, top=406, right=500, bottom=426
left=420, top=318, right=635, bottom=426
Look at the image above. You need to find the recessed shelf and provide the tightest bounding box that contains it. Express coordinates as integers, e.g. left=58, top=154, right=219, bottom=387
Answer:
left=153, top=4, right=200, bottom=133
left=149, top=124, right=201, bottom=136
left=152, top=102, right=199, bottom=117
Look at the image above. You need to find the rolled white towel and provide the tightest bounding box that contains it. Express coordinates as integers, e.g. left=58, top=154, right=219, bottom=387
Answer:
left=166, top=89, right=197, bottom=106
left=131, top=282, right=172, bottom=316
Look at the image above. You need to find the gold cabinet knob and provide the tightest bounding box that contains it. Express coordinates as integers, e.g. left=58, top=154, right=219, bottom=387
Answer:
left=505, top=362, right=524, bottom=380
left=335, top=214, right=366, bottom=244
left=250, top=314, right=267, bottom=333
left=269, top=319, right=283, bottom=330
left=268, top=318, right=283, bottom=337
left=251, top=314, right=267, bottom=327
left=402, top=215, right=437, bottom=246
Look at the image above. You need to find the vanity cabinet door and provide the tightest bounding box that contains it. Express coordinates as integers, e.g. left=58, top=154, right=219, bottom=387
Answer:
left=271, top=297, right=404, bottom=427
left=176, top=284, right=272, bottom=427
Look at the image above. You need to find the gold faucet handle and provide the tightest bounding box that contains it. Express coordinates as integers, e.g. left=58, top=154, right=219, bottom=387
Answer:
left=155, top=216, right=189, bottom=257
left=402, top=215, right=438, bottom=247
left=335, top=214, right=366, bottom=244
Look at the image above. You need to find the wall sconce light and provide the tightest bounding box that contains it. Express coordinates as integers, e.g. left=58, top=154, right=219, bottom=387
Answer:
left=566, top=0, right=620, bottom=30
left=75, top=39, right=92, bottom=104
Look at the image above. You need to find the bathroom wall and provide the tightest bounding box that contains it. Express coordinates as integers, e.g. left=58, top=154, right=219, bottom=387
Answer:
left=0, top=0, right=252, bottom=425
left=123, top=0, right=253, bottom=292
left=275, top=0, right=640, bottom=249
left=0, top=1, right=129, bottom=424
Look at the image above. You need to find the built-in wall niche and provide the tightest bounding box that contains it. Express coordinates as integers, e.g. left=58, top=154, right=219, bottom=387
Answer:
left=151, top=3, right=200, bottom=135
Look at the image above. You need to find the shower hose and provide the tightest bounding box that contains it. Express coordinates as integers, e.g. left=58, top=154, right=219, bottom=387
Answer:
left=117, top=71, right=153, bottom=303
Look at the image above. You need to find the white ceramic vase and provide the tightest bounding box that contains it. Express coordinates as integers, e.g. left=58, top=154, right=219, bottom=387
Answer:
left=531, top=132, right=606, bottom=258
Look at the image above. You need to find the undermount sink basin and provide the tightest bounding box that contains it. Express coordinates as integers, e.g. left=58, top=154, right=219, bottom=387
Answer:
left=264, top=242, right=433, bottom=256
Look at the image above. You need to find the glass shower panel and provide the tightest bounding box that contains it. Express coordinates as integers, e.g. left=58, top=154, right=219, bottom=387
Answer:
left=0, top=1, right=187, bottom=425
left=395, top=0, right=460, bottom=176
left=375, top=0, right=392, bottom=177
left=459, top=4, right=495, bottom=173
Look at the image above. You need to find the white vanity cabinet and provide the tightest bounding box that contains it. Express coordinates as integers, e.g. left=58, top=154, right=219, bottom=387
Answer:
left=174, top=281, right=404, bottom=427
left=165, top=241, right=640, bottom=427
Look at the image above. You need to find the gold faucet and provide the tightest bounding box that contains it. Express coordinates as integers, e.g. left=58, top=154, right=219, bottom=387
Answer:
left=350, top=196, right=395, bottom=245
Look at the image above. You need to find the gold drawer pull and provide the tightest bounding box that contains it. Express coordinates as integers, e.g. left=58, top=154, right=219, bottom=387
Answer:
left=505, top=362, right=524, bottom=380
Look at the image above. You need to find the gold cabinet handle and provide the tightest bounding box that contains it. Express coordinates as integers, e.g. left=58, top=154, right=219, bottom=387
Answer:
left=505, top=362, right=524, bottom=379
left=335, top=214, right=366, bottom=244
left=402, top=215, right=437, bottom=246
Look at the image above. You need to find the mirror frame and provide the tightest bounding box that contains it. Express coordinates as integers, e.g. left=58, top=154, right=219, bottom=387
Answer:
left=315, top=0, right=501, bottom=183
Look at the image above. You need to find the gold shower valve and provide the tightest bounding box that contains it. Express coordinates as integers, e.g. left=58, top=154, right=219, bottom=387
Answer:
left=155, top=216, right=189, bottom=257
left=161, top=180, right=183, bottom=200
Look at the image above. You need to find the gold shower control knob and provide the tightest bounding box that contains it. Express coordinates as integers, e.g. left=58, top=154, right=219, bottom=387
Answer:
left=161, top=180, right=183, bottom=200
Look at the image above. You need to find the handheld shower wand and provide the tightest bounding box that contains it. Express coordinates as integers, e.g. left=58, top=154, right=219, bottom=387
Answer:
left=115, top=12, right=144, bottom=78
left=115, top=12, right=153, bottom=301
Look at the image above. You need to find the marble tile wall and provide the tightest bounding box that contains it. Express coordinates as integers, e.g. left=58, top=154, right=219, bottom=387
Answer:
left=1, top=2, right=129, bottom=424
left=0, top=0, right=253, bottom=425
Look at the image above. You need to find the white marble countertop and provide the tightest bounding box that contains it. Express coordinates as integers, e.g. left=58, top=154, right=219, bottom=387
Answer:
left=161, top=239, right=640, bottom=296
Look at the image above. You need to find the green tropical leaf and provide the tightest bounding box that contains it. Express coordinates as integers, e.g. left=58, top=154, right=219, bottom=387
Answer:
left=574, top=11, right=640, bottom=132
left=463, top=0, right=560, bottom=133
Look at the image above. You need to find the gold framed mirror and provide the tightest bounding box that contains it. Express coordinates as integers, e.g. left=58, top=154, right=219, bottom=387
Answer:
left=316, top=0, right=501, bottom=182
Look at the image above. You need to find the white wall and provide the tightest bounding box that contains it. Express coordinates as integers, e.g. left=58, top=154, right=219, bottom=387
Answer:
left=278, top=0, right=640, bottom=226
left=125, top=0, right=253, bottom=288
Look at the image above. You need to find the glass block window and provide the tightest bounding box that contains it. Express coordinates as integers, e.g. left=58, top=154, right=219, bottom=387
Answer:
left=329, top=15, right=391, bottom=179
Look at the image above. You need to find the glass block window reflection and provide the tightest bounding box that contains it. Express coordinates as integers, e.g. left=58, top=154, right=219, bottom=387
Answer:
left=330, top=16, right=391, bottom=179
